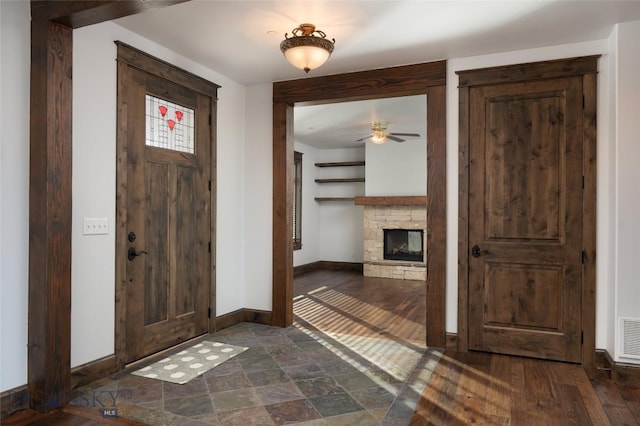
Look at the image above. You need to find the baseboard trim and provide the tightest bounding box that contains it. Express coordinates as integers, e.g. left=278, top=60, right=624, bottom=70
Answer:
left=70, top=354, right=117, bottom=390
left=215, top=308, right=273, bottom=331
left=1, top=385, right=28, bottom=419
left=445, top=332, right=458, bottom=350
left=294, top=261, right=363, bottom=276
left=596, top=348, right=640, bottom=387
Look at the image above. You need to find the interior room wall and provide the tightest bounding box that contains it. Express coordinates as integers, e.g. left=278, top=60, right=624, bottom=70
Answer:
left=243, top=83, right=273, bottom=311
left=365, top=133, right=427, bottom=196
left=292, top=144, right=365, bottom=266
left=0, top=0, right=30, bottom=392
left=317, top=148, right=365, bottom=263
left=613, top=19, right=640, bottom=363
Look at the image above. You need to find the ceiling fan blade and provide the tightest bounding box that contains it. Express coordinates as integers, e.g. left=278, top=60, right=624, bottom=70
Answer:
left=387, top=135, right=405, bottom=142
left=389, top=132, right=421, bottom=137
left=355, top=134, right=373, bottom=142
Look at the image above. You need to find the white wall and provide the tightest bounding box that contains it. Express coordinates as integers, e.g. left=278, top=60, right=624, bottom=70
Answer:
left=244, top=83, right=273, bottom=311
left=71, top=22, right=248, bottom=367
left=365, top=139, right=427, bottom=196
left=316, top=148, right=365, bottom=263
left=0, top=0, right=30, bottom=392
left=603, top=27, right=618, bottom=361
left=614, top=20, right=640, bottom=363
left=292, top=144, right=365, bottom=266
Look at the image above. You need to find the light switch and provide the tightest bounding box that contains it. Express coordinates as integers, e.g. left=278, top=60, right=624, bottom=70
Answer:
left=83, top=218, right=109, bottom=235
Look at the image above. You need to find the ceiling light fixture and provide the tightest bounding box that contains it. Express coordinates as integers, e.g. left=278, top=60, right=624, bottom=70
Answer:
left=370, top=121, right=388, bottom=144
left=280, top=23, right=335, bottom=73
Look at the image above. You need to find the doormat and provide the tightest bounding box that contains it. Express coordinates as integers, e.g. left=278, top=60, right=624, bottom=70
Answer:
left=131, top=341, right=248, bottom=384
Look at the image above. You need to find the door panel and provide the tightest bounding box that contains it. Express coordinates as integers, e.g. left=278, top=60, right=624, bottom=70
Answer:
left=122, top=67, right=212, bottom=363
left=468, top=77, right=583, bottom=363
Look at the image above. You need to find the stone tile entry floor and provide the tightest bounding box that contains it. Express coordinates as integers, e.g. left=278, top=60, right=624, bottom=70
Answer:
left=71, top=322, right=441, bottom=425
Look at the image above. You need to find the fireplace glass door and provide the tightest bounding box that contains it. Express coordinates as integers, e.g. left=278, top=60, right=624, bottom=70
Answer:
left=384, top=229, right=424, bottom=262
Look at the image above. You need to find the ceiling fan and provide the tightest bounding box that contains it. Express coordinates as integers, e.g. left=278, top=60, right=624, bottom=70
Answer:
left=356, top=121, right=420, bottom=144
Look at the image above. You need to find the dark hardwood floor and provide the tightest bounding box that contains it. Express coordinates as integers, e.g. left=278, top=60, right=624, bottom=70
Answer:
left=4, top=269, right=638, bottom=425
left=297, top=269, right=640, bottom=425
left=410, top=350, right=640, bottom=425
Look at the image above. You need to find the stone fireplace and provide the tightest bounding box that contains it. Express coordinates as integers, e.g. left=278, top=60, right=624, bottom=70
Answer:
left=355, top=197, right=426, bottom=281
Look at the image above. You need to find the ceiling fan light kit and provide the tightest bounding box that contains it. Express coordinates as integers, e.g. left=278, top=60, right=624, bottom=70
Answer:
left=280, top=23, right=335, bottom=73
left=356, top=121, right=421, bottom=144
left=370, top=121, right=388, bottom=144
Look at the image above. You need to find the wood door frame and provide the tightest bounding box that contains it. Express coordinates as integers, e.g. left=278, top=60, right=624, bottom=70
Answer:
left=271, top=61, right=448, bottom=348
left=28, top=0, right=189, bottom=410
left=456, top=56, right=599, bottom=371
left=114, top=42, right=219, bottom=369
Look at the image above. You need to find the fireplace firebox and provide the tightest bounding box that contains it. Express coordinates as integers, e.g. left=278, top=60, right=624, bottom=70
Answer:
left=383, top=229, right=424, bottom=262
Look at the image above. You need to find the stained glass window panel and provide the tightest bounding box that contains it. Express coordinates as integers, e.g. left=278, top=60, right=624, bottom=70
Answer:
left=145, top=94, right=195, bottom=154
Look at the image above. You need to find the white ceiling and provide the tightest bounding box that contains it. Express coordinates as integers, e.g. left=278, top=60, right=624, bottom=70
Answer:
left=115, top=0, right=640, bottom=149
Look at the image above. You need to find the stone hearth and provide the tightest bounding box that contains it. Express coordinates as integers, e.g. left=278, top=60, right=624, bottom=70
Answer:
left=361, top=202, right=426, bottom=281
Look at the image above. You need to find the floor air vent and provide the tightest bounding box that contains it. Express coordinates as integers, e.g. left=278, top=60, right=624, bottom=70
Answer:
left=621, top=317, right=640, bottom=360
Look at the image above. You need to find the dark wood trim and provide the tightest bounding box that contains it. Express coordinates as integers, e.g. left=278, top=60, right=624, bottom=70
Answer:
left=29, top=17, right=73, bottom=412
left=582, top=72, right=598, bottom=373
left=456, top=55, right=600, bottom=87
left=70, top=355, right=117, bottom=391
left=273, top=61, right=446, bottom=104
left=214, top=309, right=273, bottom=331
left=446, top=333, right=459, bottom=351
left=294, top=261, right=364, bottom=277
left=31, top=0, right=189, bottom=29
left=425, top=84, right=447, bottom=348
left=294, top=262, right=322, bottom=276
left=273, top=60, right=447, bottom=349
left=315, top=178, right=365, bottom=183
left=354, top=196, right=426, bottom=206
left=595, top=349, right=640, bottom=388
left=115, top=41, right=220, bottom=97
left=314, top=161, right=365, bottom=167
left=1, top=385, right=28, bottom=419
left=271, top=102, right=295, bottom=327
left=456, top=56, right=599, bottom=366
left=314, top=197, right=356, bottom=202
left=612, top=361, right=640, bottom=388
left=457, top=86, right=470, bottom=352
left=28, top=0, right=189, bottom=412
left=595, top=348, right=614, bottom=379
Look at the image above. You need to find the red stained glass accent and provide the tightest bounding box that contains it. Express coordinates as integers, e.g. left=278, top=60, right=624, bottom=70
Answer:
left=159, top=105, right=168, bottom=117
left=175, top=110, right=184, bottom=121
left=167, top=119, right=176, bottom=131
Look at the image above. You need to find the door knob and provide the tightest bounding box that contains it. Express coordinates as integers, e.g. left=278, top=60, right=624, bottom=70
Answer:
left=471, top=245, right=488, bottom=258
left=128, top=247, right=148, bottom=261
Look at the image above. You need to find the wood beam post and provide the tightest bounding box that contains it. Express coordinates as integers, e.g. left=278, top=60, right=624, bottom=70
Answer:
left=28, top=18, right=73, bottom=411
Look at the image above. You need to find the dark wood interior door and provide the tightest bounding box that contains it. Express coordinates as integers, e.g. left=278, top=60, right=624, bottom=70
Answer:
left=468, top=76, right=584, bottom=363
left=122, top=66, right=212, bottom=363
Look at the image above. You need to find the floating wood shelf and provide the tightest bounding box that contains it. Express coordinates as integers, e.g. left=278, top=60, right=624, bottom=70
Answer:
left=314, top=161, right=365, bottom=167
left=314, top=197, right=356, bottom=202
left=354, top=196, right=427, bottom=206
left=315, top=178, right=365, bottom=183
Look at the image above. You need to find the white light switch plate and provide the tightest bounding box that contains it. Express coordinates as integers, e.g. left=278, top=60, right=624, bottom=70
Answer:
left=83, top=218, right=109, bottom=235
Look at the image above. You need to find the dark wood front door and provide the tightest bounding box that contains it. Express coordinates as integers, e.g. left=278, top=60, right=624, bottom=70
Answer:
left=467, top=76, right=584, bottom=362
left=117, top=45, right=215, bottom=364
